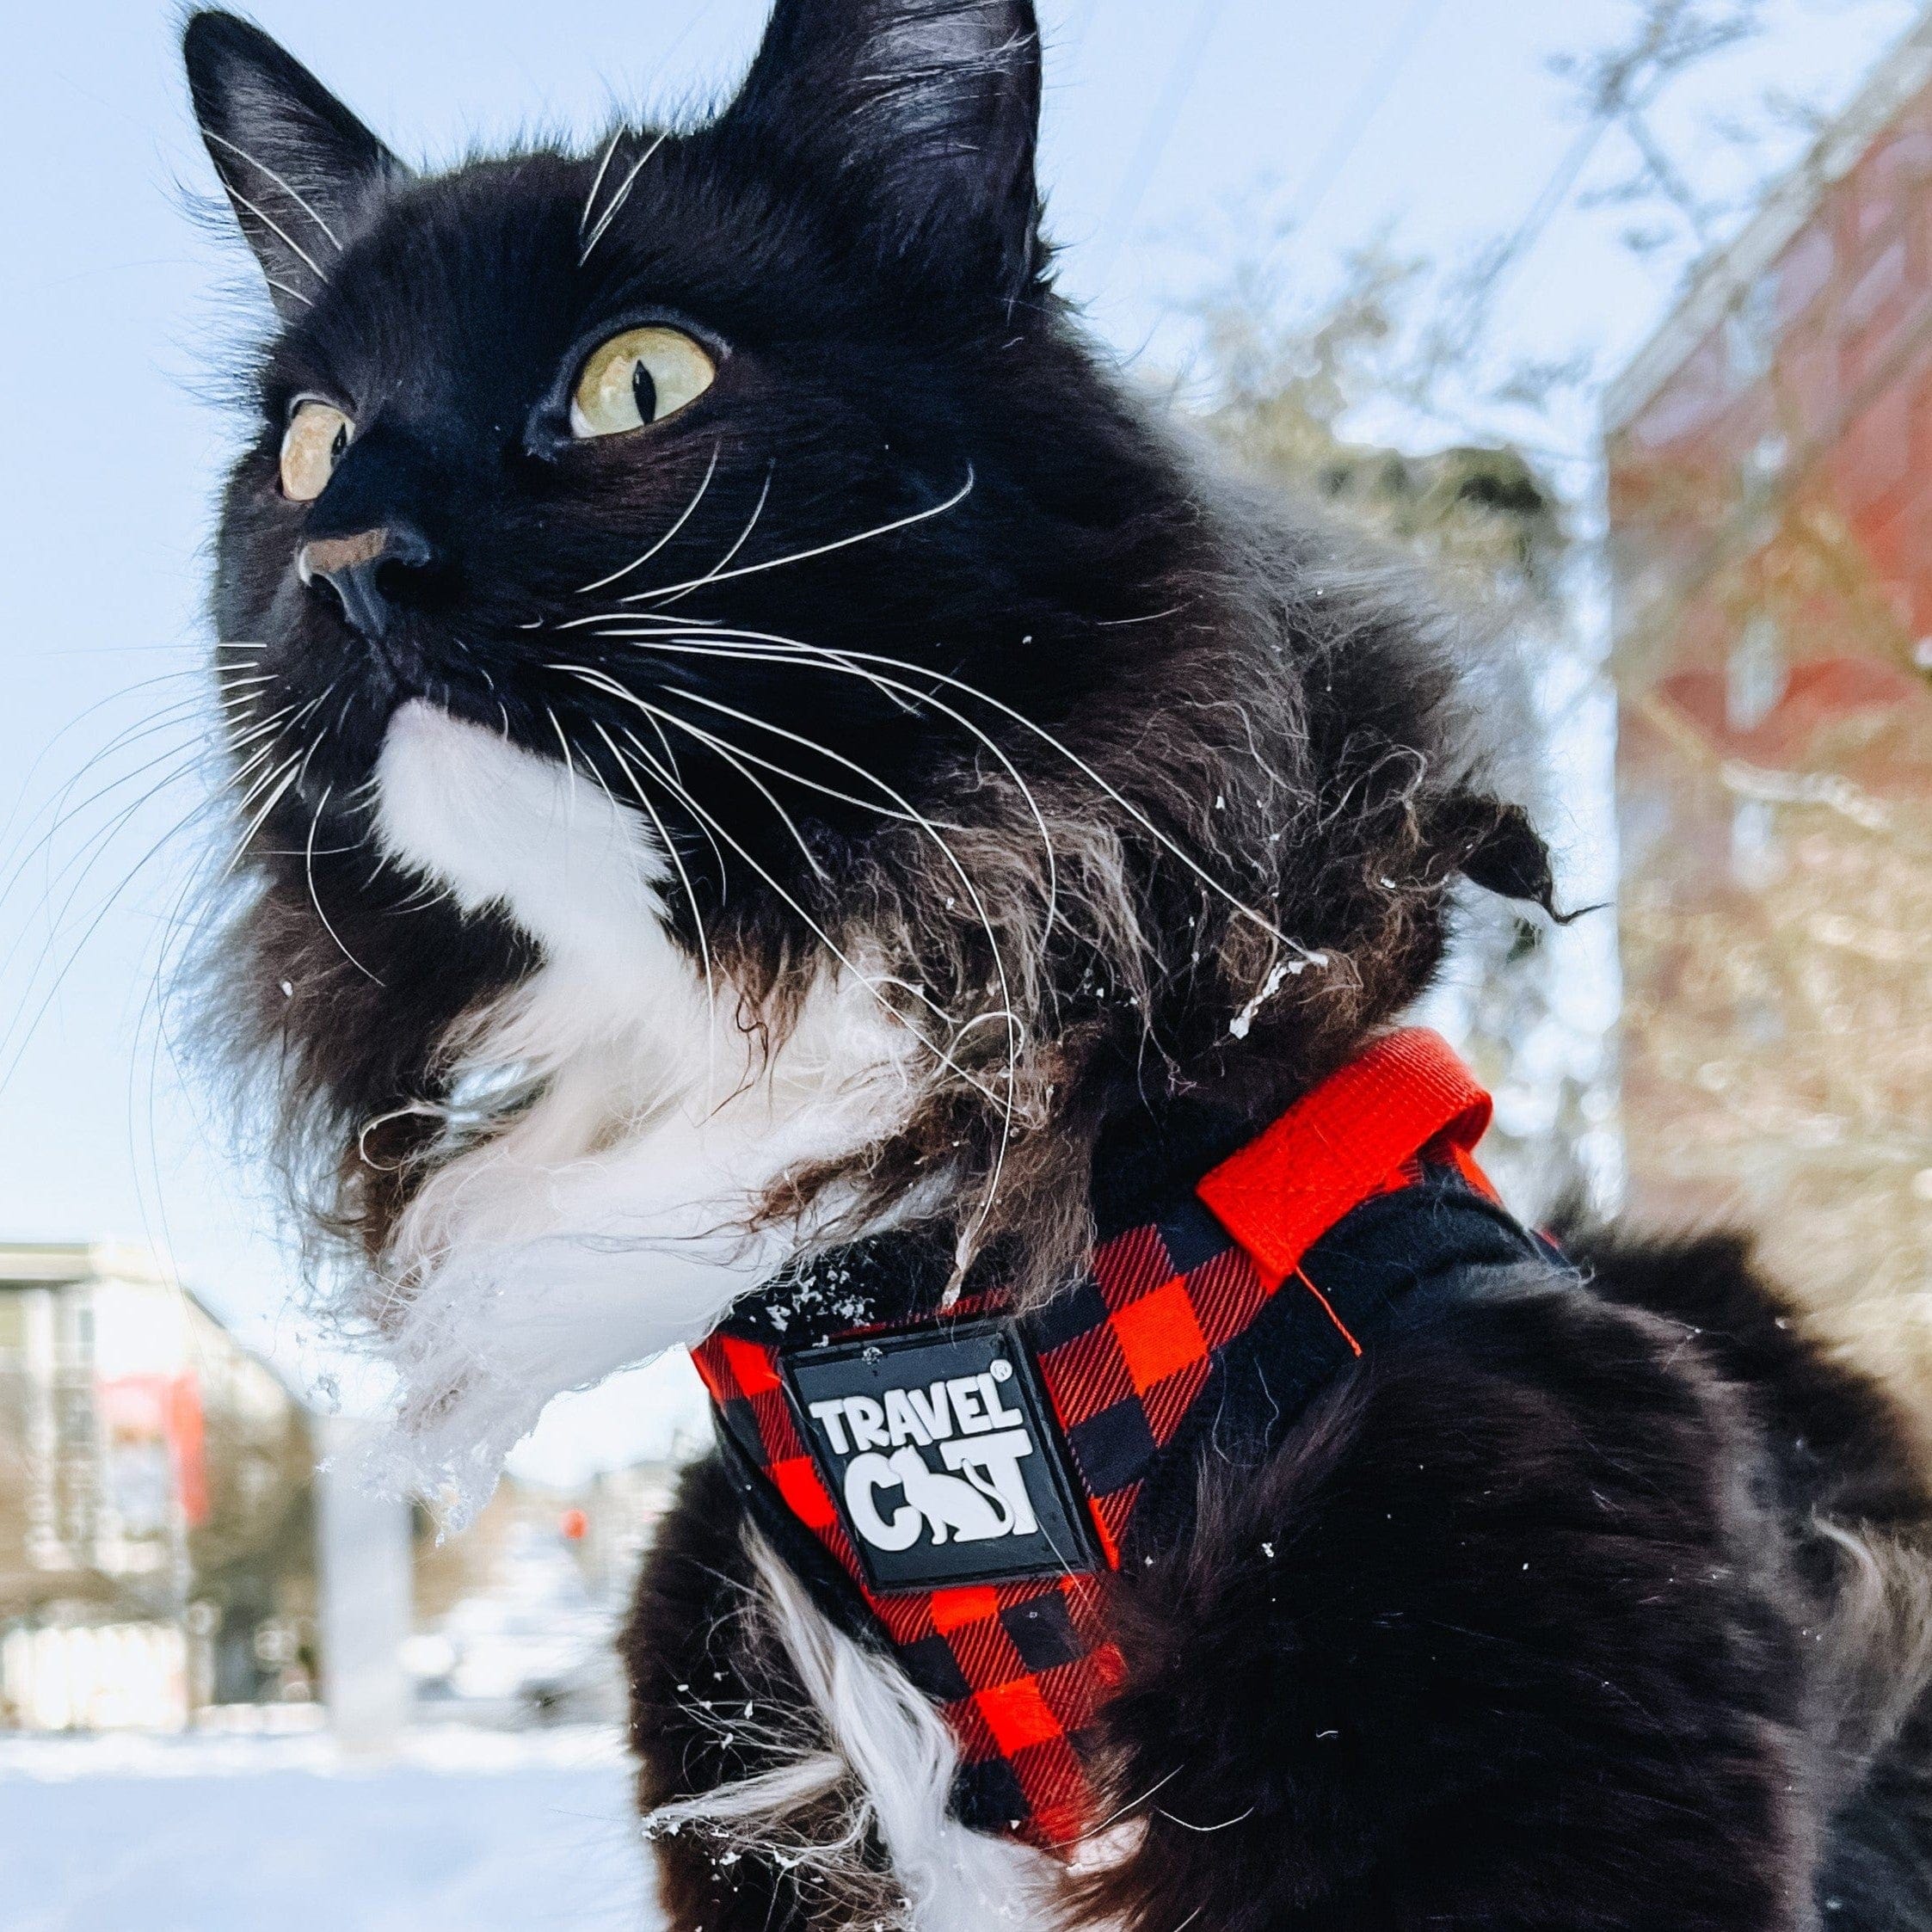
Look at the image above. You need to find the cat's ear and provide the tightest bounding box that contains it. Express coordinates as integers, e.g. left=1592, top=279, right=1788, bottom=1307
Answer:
left=725, top=0, right=1044, bottom=297
left=1433, top=793, right=1570, bottom=919
left=183, top=12, right=407, bottom=318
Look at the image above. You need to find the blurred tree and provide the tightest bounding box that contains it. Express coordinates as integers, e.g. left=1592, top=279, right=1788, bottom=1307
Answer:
left=1186, top=246, right=1597, bottom=1216
left=1172, top=0, right=1922, bottom=1264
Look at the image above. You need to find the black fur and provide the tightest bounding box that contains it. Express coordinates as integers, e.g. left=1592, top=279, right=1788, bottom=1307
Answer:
left=1567, top=1225, right=1931, bottom=1534
left=183, top=1, right=1547, bottom=1283
left=177, top=5, right=1932, bottom=1928
left=1080, top=1269, right=1814, bottom=1932
left=625, top=1457, right=821, bottom=1932
left=629, top=1235, right=1932, bottom=1932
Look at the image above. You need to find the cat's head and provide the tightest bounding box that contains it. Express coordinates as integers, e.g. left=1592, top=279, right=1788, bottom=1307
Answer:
left=184, top=2, right=1553, bottom=1320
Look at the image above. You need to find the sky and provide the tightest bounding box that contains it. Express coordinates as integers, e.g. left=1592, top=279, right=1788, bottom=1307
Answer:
left=0, top=0, right=1923, bottom=1480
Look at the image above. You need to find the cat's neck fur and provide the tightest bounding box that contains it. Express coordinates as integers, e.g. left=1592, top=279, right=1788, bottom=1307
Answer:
left=366, top=700, right=914, bottom=1511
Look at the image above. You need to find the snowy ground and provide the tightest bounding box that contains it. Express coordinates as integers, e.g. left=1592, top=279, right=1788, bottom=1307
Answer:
left=0, top=1726, right=658, bottom=1932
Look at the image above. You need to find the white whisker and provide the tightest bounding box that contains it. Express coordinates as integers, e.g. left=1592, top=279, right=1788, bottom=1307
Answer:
left=590, top=685, right=1015, bottom=1116
left=205, top=130, right=345, bottom=249
left=630, top=698, right=832, bottom=886
left=576, top=441, right=722, bottom=594
left=0, top=705, right=208, bottom=894
left=292, top=688, right=340, bottom=792
left=618, top=723, right=728, bottom=880
left=639, top=698, right=1022, bottom=1269
left=646, top=679, right=963, bottom=833
left=229, top=740, right=301, bottom=810
left=221, top=182, right=330, bottom=283
left=0, top=743, right=208, bottom=994
left=634, top=681, right=1023, bottom=1279
left=597, top=623, right=1314, bottom=960
left=598, top=692, right=944, bottom=1018
left=545, top=705, right=581, bottom=782
left=225, top=754, right=305, bottom=875
left=614, top=468, right=975, bottom=607
left=588, top=717, right=717, bottom=1017
left=226, top=705, right=298, bottom=754
left=649, top=465, right=773, bottom=610
left=305, top=786, right=384, bottom=984
left=225, top=733, right=299, bottom=792
left=579, top=132, right=669, bottom=264
left=0, top=784, right=221, bottom=1098
left=228, top=690, right=326, bottom=796
left=569, top=626, right=1062, bottom=943
left=578, top=130, right=623, bottom=237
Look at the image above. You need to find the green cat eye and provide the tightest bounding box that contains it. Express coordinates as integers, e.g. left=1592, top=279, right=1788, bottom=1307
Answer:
left=570, top=326, right=717, bottom=439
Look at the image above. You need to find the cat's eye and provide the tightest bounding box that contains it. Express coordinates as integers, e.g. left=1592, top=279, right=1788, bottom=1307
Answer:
left=280, top=400, right=354, bottom=501
left=569, top=327, right=717, bottom=439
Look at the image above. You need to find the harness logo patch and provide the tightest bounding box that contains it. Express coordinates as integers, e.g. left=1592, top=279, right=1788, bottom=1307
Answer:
left=781, top=1321, right=1100, bottom=1592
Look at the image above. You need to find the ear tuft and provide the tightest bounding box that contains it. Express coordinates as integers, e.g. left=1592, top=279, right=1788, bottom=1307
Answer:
left=183, top=11, right=406, bottom=317
left=1435, top=794, right=1567, bottom=918
left=725, top=0, right=1043, bottom=297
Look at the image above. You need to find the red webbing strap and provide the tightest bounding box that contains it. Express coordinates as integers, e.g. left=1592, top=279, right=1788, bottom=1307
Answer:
left=1197, top=1028, right=1492, bottom=1290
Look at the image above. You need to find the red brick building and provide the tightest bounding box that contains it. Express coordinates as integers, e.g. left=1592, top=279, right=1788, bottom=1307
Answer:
left=1607, top=14, right=1932, bottom=1391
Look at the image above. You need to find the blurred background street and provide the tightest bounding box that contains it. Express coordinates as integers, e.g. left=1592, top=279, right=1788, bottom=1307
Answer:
left=0, top=1726, right=644, bottom=1931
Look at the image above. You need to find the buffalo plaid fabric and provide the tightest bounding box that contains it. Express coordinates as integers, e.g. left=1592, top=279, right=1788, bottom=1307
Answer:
left=692, top=1028, right=1498, bottom=1853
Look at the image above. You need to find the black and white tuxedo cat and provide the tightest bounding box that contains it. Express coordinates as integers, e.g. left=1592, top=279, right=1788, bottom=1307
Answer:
left=177, top=5, right=1932, bottom=1928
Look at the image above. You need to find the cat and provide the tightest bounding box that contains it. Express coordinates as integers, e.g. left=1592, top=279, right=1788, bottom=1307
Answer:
left=178, top=5, right=1932, bottom=1929
left=878, top=1444, right=1018, bottom=1544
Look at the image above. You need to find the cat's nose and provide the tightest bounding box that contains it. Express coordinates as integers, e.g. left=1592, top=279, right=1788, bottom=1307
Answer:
left=298, top=524, right=436, bottom=640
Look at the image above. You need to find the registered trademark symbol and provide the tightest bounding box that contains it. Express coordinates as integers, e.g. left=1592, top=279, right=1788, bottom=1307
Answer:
left=990, top=1359, right=1014, bottom=1381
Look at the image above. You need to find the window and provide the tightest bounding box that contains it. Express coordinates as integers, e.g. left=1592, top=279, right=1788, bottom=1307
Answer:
left=1728, top=613, right=1787, bottom=733
left=1726, top=274, right=1779, bottom=390
left=1731, top=798, right=1777, bottom=886
left=1739, top=432, right=1789, bottom=512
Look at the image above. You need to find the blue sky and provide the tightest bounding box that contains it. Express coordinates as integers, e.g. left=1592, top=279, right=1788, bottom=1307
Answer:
left=0, top=0, right=1921, bottom=1476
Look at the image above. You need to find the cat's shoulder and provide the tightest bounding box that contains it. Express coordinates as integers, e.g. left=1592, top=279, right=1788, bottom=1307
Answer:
left=1078, top=1258, right=1818, bottom=1932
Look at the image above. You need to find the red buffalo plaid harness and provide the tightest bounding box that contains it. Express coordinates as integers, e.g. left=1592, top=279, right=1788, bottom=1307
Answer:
left=694, top=1029, right=1518, bottom=1852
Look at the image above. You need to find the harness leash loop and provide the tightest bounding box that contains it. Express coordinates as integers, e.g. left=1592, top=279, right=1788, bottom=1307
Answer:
left=1197, top=1029, right=1494, bottom=1289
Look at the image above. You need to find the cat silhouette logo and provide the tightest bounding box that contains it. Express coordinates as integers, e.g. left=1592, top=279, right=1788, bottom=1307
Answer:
left=782, top=1321, right=1100, bottom=1591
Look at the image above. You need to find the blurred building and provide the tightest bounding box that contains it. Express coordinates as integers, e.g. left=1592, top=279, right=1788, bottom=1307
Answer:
left=0, top=1235, right=700, bottom=1738
left=0, top=1243, right=316, bottom=1730
left=1605, top=15, right=1932, bottom=1395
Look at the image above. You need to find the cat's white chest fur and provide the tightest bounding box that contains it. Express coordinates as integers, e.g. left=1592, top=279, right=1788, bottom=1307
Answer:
left=368, top=700, right=915, bottom=1504
left=369, top=705, right=1084, bottom=1929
